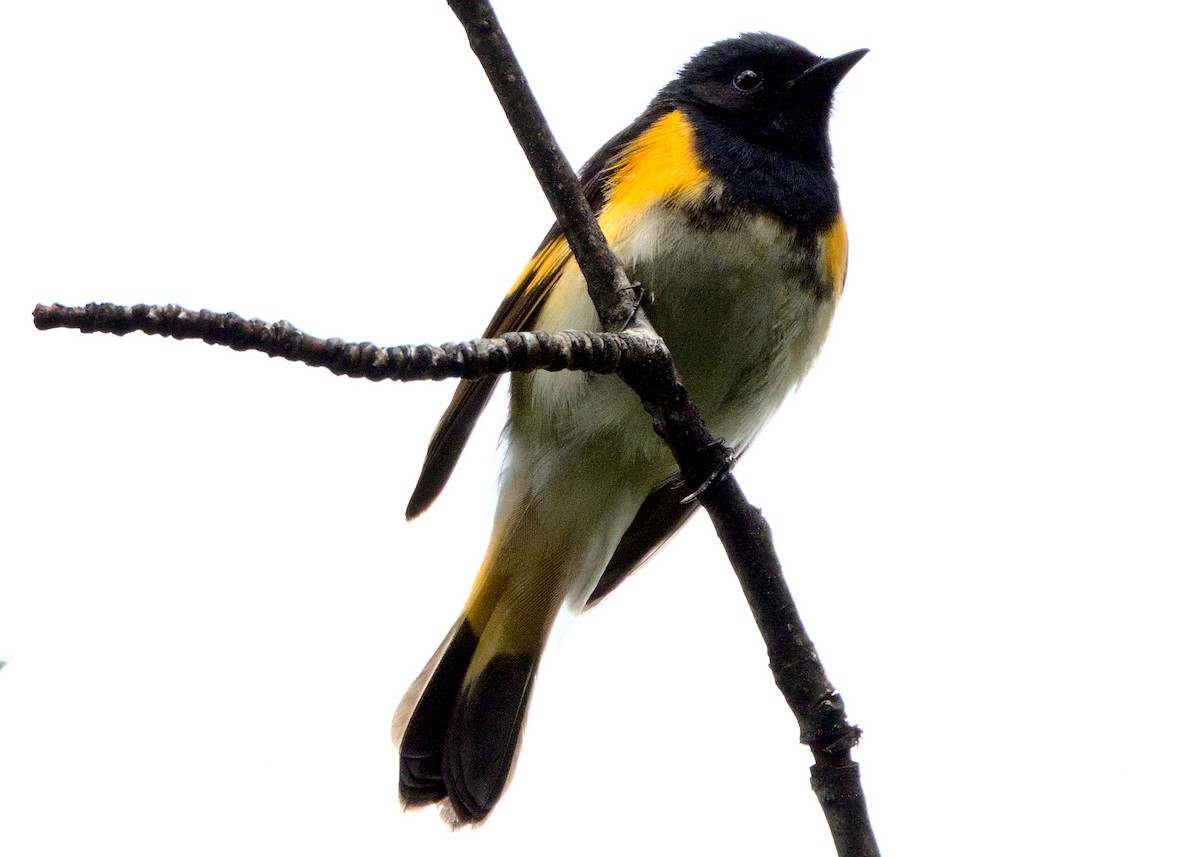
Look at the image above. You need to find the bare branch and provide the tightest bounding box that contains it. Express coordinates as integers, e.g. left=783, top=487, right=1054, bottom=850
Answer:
left=446, top=0, right=641, bottom=334
left=32, top=302, right=659, bottom=383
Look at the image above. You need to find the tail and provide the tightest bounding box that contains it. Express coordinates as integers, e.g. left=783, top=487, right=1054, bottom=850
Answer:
left=393, top=504, right=565, bottom=825
left=393, top=616, right=540, bottom=824
left=394, top=424, right=653, bottom=824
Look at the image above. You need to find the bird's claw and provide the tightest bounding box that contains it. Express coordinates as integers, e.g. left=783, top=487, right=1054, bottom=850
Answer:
left=619, top=281, right=653, bottom=330
left=680, top=445, right=736, bottom=504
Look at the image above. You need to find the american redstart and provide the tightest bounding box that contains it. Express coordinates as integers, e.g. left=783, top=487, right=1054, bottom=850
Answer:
left=393, top=32, right=866, bottom=824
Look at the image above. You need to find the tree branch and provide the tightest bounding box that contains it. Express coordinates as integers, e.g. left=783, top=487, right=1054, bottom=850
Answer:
left=32, top=302, right=659, bottom=383
left=445, top=0, right=641, bottom=335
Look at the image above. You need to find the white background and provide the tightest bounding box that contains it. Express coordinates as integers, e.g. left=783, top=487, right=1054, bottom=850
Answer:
left=2, top=1, right=1197, bottom=854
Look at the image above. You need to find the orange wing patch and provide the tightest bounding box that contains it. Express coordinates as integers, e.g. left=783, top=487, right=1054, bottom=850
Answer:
left=503, top=233, right=571, bottom=302
left=818, top=212, right=849, bottom=300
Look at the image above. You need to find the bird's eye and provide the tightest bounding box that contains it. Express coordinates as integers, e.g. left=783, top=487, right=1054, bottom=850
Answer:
left=733, top=69, right=763, bottom=92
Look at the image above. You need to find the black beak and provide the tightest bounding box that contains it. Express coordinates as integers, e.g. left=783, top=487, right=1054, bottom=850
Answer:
left=794, top=48, right=869, bottom=92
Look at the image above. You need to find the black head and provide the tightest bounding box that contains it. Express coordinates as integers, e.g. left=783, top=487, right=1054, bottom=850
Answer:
left=663, top=33, right=867, bottom=165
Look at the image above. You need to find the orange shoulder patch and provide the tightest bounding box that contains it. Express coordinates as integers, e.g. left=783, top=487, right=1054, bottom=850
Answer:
left=599, top=110, right=711, bottom=240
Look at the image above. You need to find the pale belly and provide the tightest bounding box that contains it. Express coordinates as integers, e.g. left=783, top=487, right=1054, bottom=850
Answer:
left=511, top=205, right=837, bottom=477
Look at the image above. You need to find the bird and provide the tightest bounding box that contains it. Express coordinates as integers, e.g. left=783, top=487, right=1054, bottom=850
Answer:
left=393, top=32, right=866, bottom=825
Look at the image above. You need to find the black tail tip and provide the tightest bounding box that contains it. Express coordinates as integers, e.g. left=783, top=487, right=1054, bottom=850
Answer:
left=440, top=651, right=538, bottom=824
left=398, top=753, right=448, bottom=807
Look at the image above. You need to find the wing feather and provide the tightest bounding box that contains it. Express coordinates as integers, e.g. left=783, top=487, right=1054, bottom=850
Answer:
left=405, top=105, right=673, bottom=520
left=585, top=481, right=698, bottom=608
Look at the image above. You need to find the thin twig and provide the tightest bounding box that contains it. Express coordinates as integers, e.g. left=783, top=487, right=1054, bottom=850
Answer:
left=32, top=302, right=659, bottom=383
left=445, top=0, right=641, bottom=335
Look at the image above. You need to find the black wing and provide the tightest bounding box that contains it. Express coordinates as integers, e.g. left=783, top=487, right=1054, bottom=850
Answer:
left=405, top=103, right=673, bottom=519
